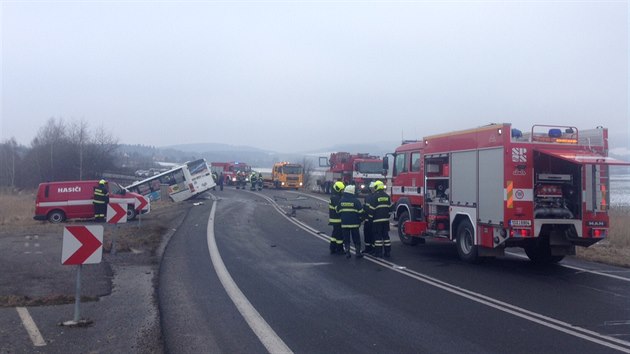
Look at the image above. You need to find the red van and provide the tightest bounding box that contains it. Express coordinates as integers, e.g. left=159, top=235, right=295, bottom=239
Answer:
left=34, top=180, right=148, bottom=223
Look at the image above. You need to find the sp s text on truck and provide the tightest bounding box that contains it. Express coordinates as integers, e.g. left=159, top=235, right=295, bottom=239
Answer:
left=386, top=123, right=630, bottom=263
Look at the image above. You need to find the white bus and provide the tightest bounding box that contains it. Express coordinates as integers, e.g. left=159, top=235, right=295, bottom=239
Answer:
left=126, top=159, right=216, bottom=202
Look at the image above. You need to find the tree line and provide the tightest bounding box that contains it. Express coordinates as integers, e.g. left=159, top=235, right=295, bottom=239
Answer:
left=0, top=118, right=120, bottom=189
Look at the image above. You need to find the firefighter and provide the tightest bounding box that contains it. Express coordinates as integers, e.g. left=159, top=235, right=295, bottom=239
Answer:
left=218, top=172, right=224, bottom=191
left=336, top=184, right=364, bottom=259
left=235, top=171, right=243, bottom=189
left=93, top=179, right=109, bottom=222
left=328, top=181, right=345, bottom=255
left=257, top=173, right=263, bottom=190
left=211, top=171, right=218, bottom=191
left=367, top=180, right=392, bottom=257
left=250, top=172, right=258, bottom=191
left=361, top=181, right=376, bottom=255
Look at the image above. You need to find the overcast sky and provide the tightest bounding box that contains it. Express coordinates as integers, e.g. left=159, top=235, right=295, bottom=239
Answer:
left=1, top=1, right=628, bottom=153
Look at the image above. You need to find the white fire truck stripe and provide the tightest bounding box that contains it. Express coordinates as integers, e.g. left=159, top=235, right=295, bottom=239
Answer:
left=391, top=186, right=424, bottom=196
left=38, top=200, right=92, bottom=207
left=39, top=198, right=135, bottom=207
left=503, top=188, right=533, bottom=201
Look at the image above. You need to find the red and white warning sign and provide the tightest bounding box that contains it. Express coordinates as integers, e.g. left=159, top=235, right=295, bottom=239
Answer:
left=134, top=195, right=149, bottom=212
left=107, top=203, right=128, bottom=224
left=61, top=225, right=103, bottom=265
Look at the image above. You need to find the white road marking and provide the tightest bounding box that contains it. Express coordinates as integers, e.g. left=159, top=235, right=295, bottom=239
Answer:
left=261, top=191, right=630, bottom=353
left=505, top=251, right=630, bottom=283
left=206, top=197, right=293, bottom=354
left=296, top=191, right=630, bottom=283
left=16, top=307, right=46, bottom=347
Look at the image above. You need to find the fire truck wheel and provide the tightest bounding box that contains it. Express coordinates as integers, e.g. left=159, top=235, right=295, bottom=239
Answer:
left=397, top=211, right=419, bottom=246
left=48, top=210, right=66, bottom=223
left=456, top=220, right=479, bottom=262
left=127, top=207, right=137, bottom=220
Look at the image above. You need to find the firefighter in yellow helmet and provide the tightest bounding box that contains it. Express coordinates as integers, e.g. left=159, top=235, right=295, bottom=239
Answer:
left=361, top=181, right=377, bottom=255
left=93, top=179, right=109, bottom=222
left=336, top=184, right=365, bottom=259
left=366, top=180, right=392, bottom=257
left=328, top=181, right=345, bottom=254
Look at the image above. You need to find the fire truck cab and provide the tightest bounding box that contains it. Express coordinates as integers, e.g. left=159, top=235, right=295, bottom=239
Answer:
left=210, top=161, right=251, bottom=186
left=388, top=123, right=629, bottom=263
left=318, top=152, right=385, bottom=193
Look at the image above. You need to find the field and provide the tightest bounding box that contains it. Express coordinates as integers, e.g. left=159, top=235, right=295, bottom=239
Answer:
left=0, top=188, right=182, bottom=256
left=576, top=207, right=630, bottom=267
left=1, top=190, right=629, bottom=267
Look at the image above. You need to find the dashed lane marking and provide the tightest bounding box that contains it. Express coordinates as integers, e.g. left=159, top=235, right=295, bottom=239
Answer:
left=257, top=191, right=630, bottom=353
left=505, top=251, right=630, bottom=283
left=294, top=191, right=630, bottom=283
left=16, top=307, right=46, bottom=347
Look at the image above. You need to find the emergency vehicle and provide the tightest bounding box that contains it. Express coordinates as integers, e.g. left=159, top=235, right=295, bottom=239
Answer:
left=34, top=180, right=148, bottom=223
left=210, top=161, right=251, bottom=186
left=262, top=162, right=304, bottom=189
left=388, top=123, right=629, bottom=263
left=318, top=152, right=385, bottom=193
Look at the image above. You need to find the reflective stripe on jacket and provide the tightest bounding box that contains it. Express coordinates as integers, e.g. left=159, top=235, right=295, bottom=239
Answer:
left=93, top=186, right=109, bottom=204
left=336, top=194, right=364, bottom=229
left=367, top=190, right=392, bottom=223
left=328, top=193, right=342, bottom=224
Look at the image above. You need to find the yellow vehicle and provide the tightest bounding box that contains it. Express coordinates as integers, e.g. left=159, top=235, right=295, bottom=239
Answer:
left=263, top=162, right=304, bottom=189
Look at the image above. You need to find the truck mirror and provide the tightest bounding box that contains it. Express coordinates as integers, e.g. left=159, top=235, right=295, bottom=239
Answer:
left=382, top=156, right=389, bottom=170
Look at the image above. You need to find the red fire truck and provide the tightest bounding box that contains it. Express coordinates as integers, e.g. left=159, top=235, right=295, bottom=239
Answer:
left=318, top=152, right=385, bottom=193
left=387, top=123, right=629, bottom=263
left=210, top=161, right=251, bottom=186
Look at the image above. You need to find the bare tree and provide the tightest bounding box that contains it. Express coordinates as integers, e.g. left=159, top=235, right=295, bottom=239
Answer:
left=31, top=117, right=68, bottom=181
left=301, top=156, right=315, bottom=190
left=69, top=119, right=90, bottom=180
left=88, top=124, right=119, bottom=177
left=0, top=137, right=19, bottom=188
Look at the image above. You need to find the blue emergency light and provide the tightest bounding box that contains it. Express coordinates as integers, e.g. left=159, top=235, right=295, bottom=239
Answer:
left=511, top=129, right=522, bottom=138
left=548, top=129, right=562, bottom=138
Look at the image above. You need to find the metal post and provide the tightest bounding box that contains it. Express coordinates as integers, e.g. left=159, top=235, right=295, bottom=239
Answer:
left=73, top=264, right=82, bottom=323
left=111, top=225, right=117, bottom=256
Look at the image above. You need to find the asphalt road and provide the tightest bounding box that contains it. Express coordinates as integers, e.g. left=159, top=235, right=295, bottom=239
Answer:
left=159, top=187, right=630, bottom=353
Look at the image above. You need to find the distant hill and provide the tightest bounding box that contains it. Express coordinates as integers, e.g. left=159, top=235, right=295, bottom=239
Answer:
left=120, top=139, right=629, bottom=173
left=301, top=141, right=399, bottom=158
left=165, top=143, right=272, bottom=154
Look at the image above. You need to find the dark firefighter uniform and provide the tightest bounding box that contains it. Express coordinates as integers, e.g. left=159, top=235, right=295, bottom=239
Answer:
left=362, top=181, right=376, bottom=255
left=328, top=181, right=345, bottom=255
left=367, top=181, right=392, bottom=257
left=336, top=184, right=364, bottom=259
left=212, top=172, right=218, bottom=191
left=93, top=179, right=109, bottom=222
left=250, top=172, right=258, bottom=191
